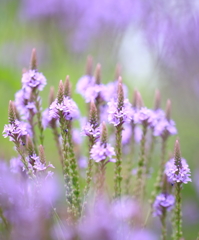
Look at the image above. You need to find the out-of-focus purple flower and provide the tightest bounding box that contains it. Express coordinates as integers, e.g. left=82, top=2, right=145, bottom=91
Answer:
left=90, top=141, right=115, bottom=163
left=10, top=156, right=23, bottom=173
left=134, top=107, right=154, bottom=125
left=49, top=96, right=79, bottom=121
left=15, top=88, right=32, bottom=118
left=76, top=75, right=95, bottom=96
left=101, top=81, right=128, bottom=102
left=0, top=162, right=59, bottom=240
left=22, top=70, right=47, bottom=91
left=82, top=122, right=100, bottom=138
left=73, top=128, right=82, bottom=144
left=42, top=108, right=58, bottom=129
left=107, top=98, right=133, bottom=126
left=78, top=156, right=88, bottom=169
left=122, top=124, right=142, bottom=145
left=150, top=109, right=165, bottom=128
left=3, top=120, right=31, bottom=141
left=153, top=193, right=175, bottom=216
left=111, top=197, right=139, bottom=221
left=153, top=118, right=177, bottom=137
left=165, top=158, right=191, bottom=184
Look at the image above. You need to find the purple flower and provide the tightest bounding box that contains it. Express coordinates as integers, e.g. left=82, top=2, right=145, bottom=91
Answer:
left=49, top=96, right=79, bottom=121
left=76, top=75, right=95, bottom=96
left=153, top=193, right=175, bottom=216
left=153, top=118, right=177, bottom=137
left=82, top=122, right=100, bottom=138
left=22, top=70, right=47, bottom=91
left=101, top=81, right=128, bottom=102
left=165, top=158, right=191, bottom=184
left=15, top=88, right=32, bottom=118
left=90, top=141, right=115, bottom=163
left=3, top=120, right=31, bottom=141
left=134, top=107, right=154, bottom=125
left=10, top=156, right=24, bottom=173
left=42, top=108, right=57, bottom=129
left=107, top=98, right=133, bottom=126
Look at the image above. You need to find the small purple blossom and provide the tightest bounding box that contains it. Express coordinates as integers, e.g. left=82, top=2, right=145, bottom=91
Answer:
left=134, top=107, right=154, bottom=125
left=3, top=120, right=31, bottom=141
left=165, top=158, right=191, bottom=184
left=107, top=98, right=133, bottom=126
left=153, top=118, right=177, bottom=137
left=153, top=193, right=175, bottom=216
left=90, top=141, right=116, bottom=163
left=22, top=69, right=47, bottom=91
left=82, top=122, right=100, bottom=138
left=76, top=75, right=95, bottom=96
left=49, top=96, right=79, bottom=121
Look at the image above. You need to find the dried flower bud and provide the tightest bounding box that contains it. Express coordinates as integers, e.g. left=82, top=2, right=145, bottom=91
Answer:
left=95, top=64, right=101, bottom=85
left=154, top=89, right=161, bottom=110
left=132, top=89, right=138, bottom=108
left=12, top=102, right=21, bottom=120
left=89, top=101, right=98, bottom=126
left=64, top=75, right=71, bottom=97
left=117, top=76, right=124, bottom=109
left=137, top=91, right=144, bottom=108
left=101, top=122, right=107, bottom=144
left=57, top=80, right=64, bottom=104
left=26, top=135, right=34, bottom=156
left=49, top=86, right=55, bottom=106
left=39, top=145, right=46, bottom=164
left=8, top=101, right=16, bottom=124
left=165, top=99, right=171, bottom=121
left=174, top=139, right=182, bottom=171
left=86, top=55, right=93, bottom=76
left=30, top=48, right=37, bottom=70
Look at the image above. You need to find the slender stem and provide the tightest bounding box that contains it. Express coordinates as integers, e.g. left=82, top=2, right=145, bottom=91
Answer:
left=175, top=183, right=183, bottom=240
left=133, top=123, right=147, bottom=200
left=52, top=126, right=63, bottom=167
left=68, top=124, right=80, bottom=217
left=35, top=90, right=44, bottom=145
left=146, top=130, right=156, bottom=176
left=0, top=208, right=9, bottom=231
left=161, top=208, right=167, bottom=240
left=150, top=137, right=167, bottom=208
left=114, top=123, right=123, bottom=198
left=124, top=124, right=135, bottom=195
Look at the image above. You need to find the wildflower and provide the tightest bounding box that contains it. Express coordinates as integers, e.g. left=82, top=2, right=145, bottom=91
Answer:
left=22, top=69, right=47, bottom=91
left=165, top=158, right=191, bottom=184
left=90, top=141, right=116, bottom=163
left=107, top=98, right=133, bottom=126
left=134, top=107, right=154, bottom=125
left=49, top=96, right=79, bottom=121
left=153, top=193, right=175, bottom=216
left=3, top=120, right=31, bottom=141
left=154, top=118, right=177, bottom=137
left=82, top=122, right=100, bottom=138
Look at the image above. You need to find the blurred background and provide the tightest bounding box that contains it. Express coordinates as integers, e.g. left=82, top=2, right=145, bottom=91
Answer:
left=1, top=0, right=199, bottom=238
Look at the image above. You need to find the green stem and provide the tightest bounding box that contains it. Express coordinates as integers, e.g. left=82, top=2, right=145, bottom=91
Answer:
left=35, top=90, right=44, bottom=145
left=134, top=123, right=147, bottom=200
left=0, top=208, right=9, bottom=231
left=59, top=116, right=73, bottom=212
left=52, top=126, right=63, bottom=167
left=124, top=124, right=135, bottom=195
left=68, top=124, right=80, bottom=217
left=175, top=183, right=183, bottom=240
left=150, top=137, right=167, bottom=208
left=114, top=123, right=123, bottom=198
left=161, top=208, right=167, bottom=240
left=146, top=131, right=156, bottom=176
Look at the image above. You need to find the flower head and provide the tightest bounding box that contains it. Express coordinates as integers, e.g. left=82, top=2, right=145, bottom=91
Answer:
left=90, top=141, right=115, bottom=163
left=107, top=98, right=133, bottom=126
left=49, top=96, right=79, bottom=121
left=165, top=158, right=191, bottom=184
left=153, top=193, right=175, bottom=216
left=22, top=70, right=47, bottom=91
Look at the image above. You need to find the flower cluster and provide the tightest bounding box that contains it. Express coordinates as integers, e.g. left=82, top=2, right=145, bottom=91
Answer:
left=49, top=96, right=79, bottom=121
left=3, top=120, right=31, bottom=142
left=107, top=98, right=133, bottom=126
left=82, top=122, right=100, bottom=138
left=153, top=118, right=177, bottom=137
left=153, top=193, right=175, bottom=216
left=90, top=141, right=116, bottom=163
left=165, top=158, right=192, bottom=184
left=22, top=69, right=47, bottom=91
